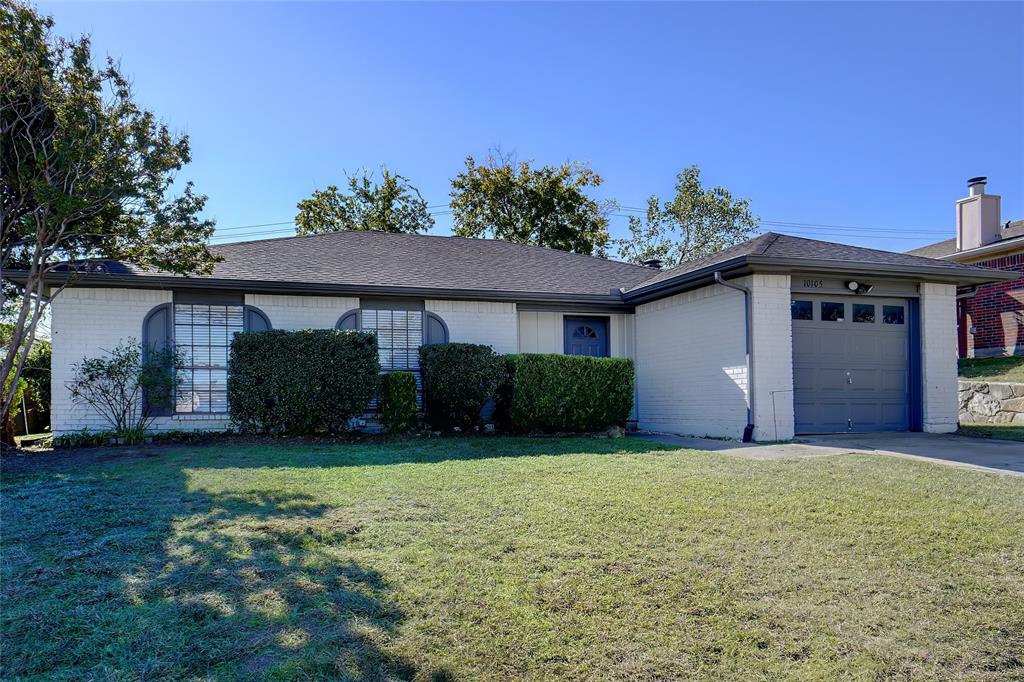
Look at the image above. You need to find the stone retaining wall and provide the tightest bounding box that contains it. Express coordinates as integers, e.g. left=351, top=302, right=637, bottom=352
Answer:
left=958, top=381, right=1024, bottom=425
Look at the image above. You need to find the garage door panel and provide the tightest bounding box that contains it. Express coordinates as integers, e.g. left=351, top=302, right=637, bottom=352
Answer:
left=792, top=333, right=816, bottom=355
left=880, top=402, right=909, bottom=428
left=792, top=295, right=910, bottom=433
left=848, top=335, right=879, bottom=362
left=878, top=335, right=908, bottom=360
left=818, top=368, right=848, bottom=392
left=793, top=367, right=815, bottom=391
left=880, top=369, right=907, bottom=392
left=818, top=403, right=850, bottom=430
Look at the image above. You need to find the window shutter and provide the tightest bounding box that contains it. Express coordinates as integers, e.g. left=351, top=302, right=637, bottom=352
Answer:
left=245, top=306, right=272, bottom=332
left=142, top=303, right=173, bottom=416
left=336, top=310, right=359, bottom=330
left=424, top=312, right=449, bottom=345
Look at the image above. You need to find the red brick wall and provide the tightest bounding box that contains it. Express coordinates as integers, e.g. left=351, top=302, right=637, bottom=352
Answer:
left=960, top=251, right=1024, bottom=357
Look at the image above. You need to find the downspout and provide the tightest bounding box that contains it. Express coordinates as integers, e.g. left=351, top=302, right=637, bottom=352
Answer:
left=714, top=272, right=755, bottom=442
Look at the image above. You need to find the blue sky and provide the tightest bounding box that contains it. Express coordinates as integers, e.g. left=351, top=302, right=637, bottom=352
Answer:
left=38, top=1, right=1024, bottom=254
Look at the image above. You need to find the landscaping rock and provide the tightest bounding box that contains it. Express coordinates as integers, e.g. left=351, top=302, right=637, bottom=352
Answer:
left=606, top=426, right=625, bottom=439
left=968, top=392, right=1001, bottom=417
left=958, top=380, right=1024, bottom=425
left=988, top=383, right=1015, bottom=400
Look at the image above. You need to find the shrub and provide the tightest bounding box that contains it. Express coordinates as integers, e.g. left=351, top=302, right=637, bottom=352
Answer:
left=420, top=343, right=504, bottom=429
left=380, top=371, right=418, bottom=433
left=66, top=338, right=183, bottom=445
left=499, top=354, right=634, bottom=433
left=228, top=329, right=379, bottom=434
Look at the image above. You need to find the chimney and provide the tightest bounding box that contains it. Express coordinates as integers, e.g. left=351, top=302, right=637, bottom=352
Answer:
left=641, top=258, right=664, bottom=269
left=956, top=176, right=1002, bottom=251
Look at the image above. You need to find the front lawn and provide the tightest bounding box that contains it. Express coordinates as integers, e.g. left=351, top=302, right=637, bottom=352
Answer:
left=2, top=438, right=1022, bottom=680
left=959, top=355, right=1024, bottom=383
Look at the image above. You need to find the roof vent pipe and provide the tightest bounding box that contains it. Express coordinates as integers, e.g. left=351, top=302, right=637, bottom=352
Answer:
left=642, top=258, right=664, bottom=270
left=714, top=271, right=755, bottom=443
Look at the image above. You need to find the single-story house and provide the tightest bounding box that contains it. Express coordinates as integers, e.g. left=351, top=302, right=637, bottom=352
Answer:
left=5, top=229, right=1017, bottom=440
left=907, top=177, right=1023, bottom=358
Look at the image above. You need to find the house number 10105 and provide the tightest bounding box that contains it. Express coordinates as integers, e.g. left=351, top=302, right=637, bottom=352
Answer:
left=802, top=279, right=824, bottom=288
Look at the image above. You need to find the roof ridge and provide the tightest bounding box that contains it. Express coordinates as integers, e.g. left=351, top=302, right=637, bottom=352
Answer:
left=212, top=229, right=654, bottom=270
left=759, top=231, right=783, bottom=254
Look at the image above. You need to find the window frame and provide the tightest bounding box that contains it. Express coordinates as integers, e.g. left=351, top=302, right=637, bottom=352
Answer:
left=142, top=300, right=272, bottom=416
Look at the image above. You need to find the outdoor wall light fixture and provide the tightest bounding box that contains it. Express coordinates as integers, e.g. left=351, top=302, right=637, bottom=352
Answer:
left=845, top=281, right=874, bottom=295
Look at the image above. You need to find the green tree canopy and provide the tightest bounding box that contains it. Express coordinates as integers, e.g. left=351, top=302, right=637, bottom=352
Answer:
left=1, top=0, right=217, bottom=418
left=295, top=166, right=434, bottom=235
left=449, top=152, right=612, bottom=256
left=617, top=166, right=758, bottom=268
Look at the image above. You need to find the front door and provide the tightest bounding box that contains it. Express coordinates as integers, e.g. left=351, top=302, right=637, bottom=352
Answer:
left=564, top=317, right=609, bottom=357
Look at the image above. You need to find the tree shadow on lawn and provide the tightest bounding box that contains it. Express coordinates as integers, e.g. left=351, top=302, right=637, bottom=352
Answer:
left=0, top=463, right=453, bottom=681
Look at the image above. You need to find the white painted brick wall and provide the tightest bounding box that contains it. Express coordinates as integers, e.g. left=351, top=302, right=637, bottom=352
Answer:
left=244, top=293, right=359, bottom=330
left=634, top=284, right=748, bottom=438
left=50, top=287, right=231, bottom=434
left=425, top=300, right=518, bottom=354
left=920, top=282, right=959, bottom=433
left=517, top=311, right=633, bottom=358
left=747, top=274, right=795, bottom=441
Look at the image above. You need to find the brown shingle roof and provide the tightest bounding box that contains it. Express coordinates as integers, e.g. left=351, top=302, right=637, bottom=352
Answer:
left=625, top=232, right=992, bottom=293
left=92, top=231, right=659, bottom=298
left=906, top=220, right=1024, bottom=258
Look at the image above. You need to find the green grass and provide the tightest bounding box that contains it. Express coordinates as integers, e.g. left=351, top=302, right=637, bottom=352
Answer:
left=958, top=424, right=1024, bottom=442
left=958, top=356, right=1024, bottom=383
left=2, top=438, right=1023, bottom=680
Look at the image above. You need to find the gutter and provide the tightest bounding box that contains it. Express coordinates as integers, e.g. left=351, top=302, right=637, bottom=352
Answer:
left=714, top=271, right=755, bottom=442
left=622, top=255, right=1015, bottom=306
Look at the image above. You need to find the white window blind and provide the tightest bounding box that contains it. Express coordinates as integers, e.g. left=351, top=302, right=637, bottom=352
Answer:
left=174, top=304, right=244, bottom=414
left=360, top=309, right=424, bottom=406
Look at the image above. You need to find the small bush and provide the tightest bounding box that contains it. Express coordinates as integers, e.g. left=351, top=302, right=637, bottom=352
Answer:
left=228, top=329, right=379, bottom=434
left=499, top=354, right=634, bottom=433
left=66, top=338, right=182, bottom=445
left=420, top=343, right=504, bottom=429
left=380, top=371, right=418, bottom=433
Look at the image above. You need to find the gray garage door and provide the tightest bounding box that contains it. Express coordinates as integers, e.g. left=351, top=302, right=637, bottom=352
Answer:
left=791, top=295, right=910, bottom=433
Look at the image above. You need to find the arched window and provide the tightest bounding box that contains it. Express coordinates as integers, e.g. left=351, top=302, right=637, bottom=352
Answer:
left=142, top=300, right=272, bottom=415
left=142, top=303, right=174, bottom=416
left=572, top=325, right=598, bottom=339
left=245, top=306, right=272, bottom=332
left=336, top=309, right=359, bottom=331
left=424, top=312, right=449, bottom=345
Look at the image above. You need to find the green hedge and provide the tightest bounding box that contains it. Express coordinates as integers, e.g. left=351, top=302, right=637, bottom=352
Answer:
left=498, top=354, right=634, bottom=433
left=380, top=371, right=418, bottom=433
left=228, top=329, right=379, bottom=434
left=420, top=343, right=504, bottom=429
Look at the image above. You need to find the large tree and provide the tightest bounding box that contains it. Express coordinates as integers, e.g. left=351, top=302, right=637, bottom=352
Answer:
left=0, top=0, right=217, bottom=420
left=449, top=152, right=612, bottom=256
left=295, top=166, right=434, bottom=235
left=617, top=166, right=758, bottom=267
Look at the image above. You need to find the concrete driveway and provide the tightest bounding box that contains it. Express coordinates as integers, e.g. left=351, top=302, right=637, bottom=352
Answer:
left=630, top=431, right=1024, bottom=476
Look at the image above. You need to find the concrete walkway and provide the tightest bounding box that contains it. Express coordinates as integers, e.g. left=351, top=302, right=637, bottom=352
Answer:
left=630, top=431, right=1024, bottom=476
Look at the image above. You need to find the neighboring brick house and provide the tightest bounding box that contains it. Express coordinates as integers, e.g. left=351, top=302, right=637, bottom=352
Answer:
left=5, top=231, right=1014, bottom=439
left=908, top=177, right=1024, bottom=358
